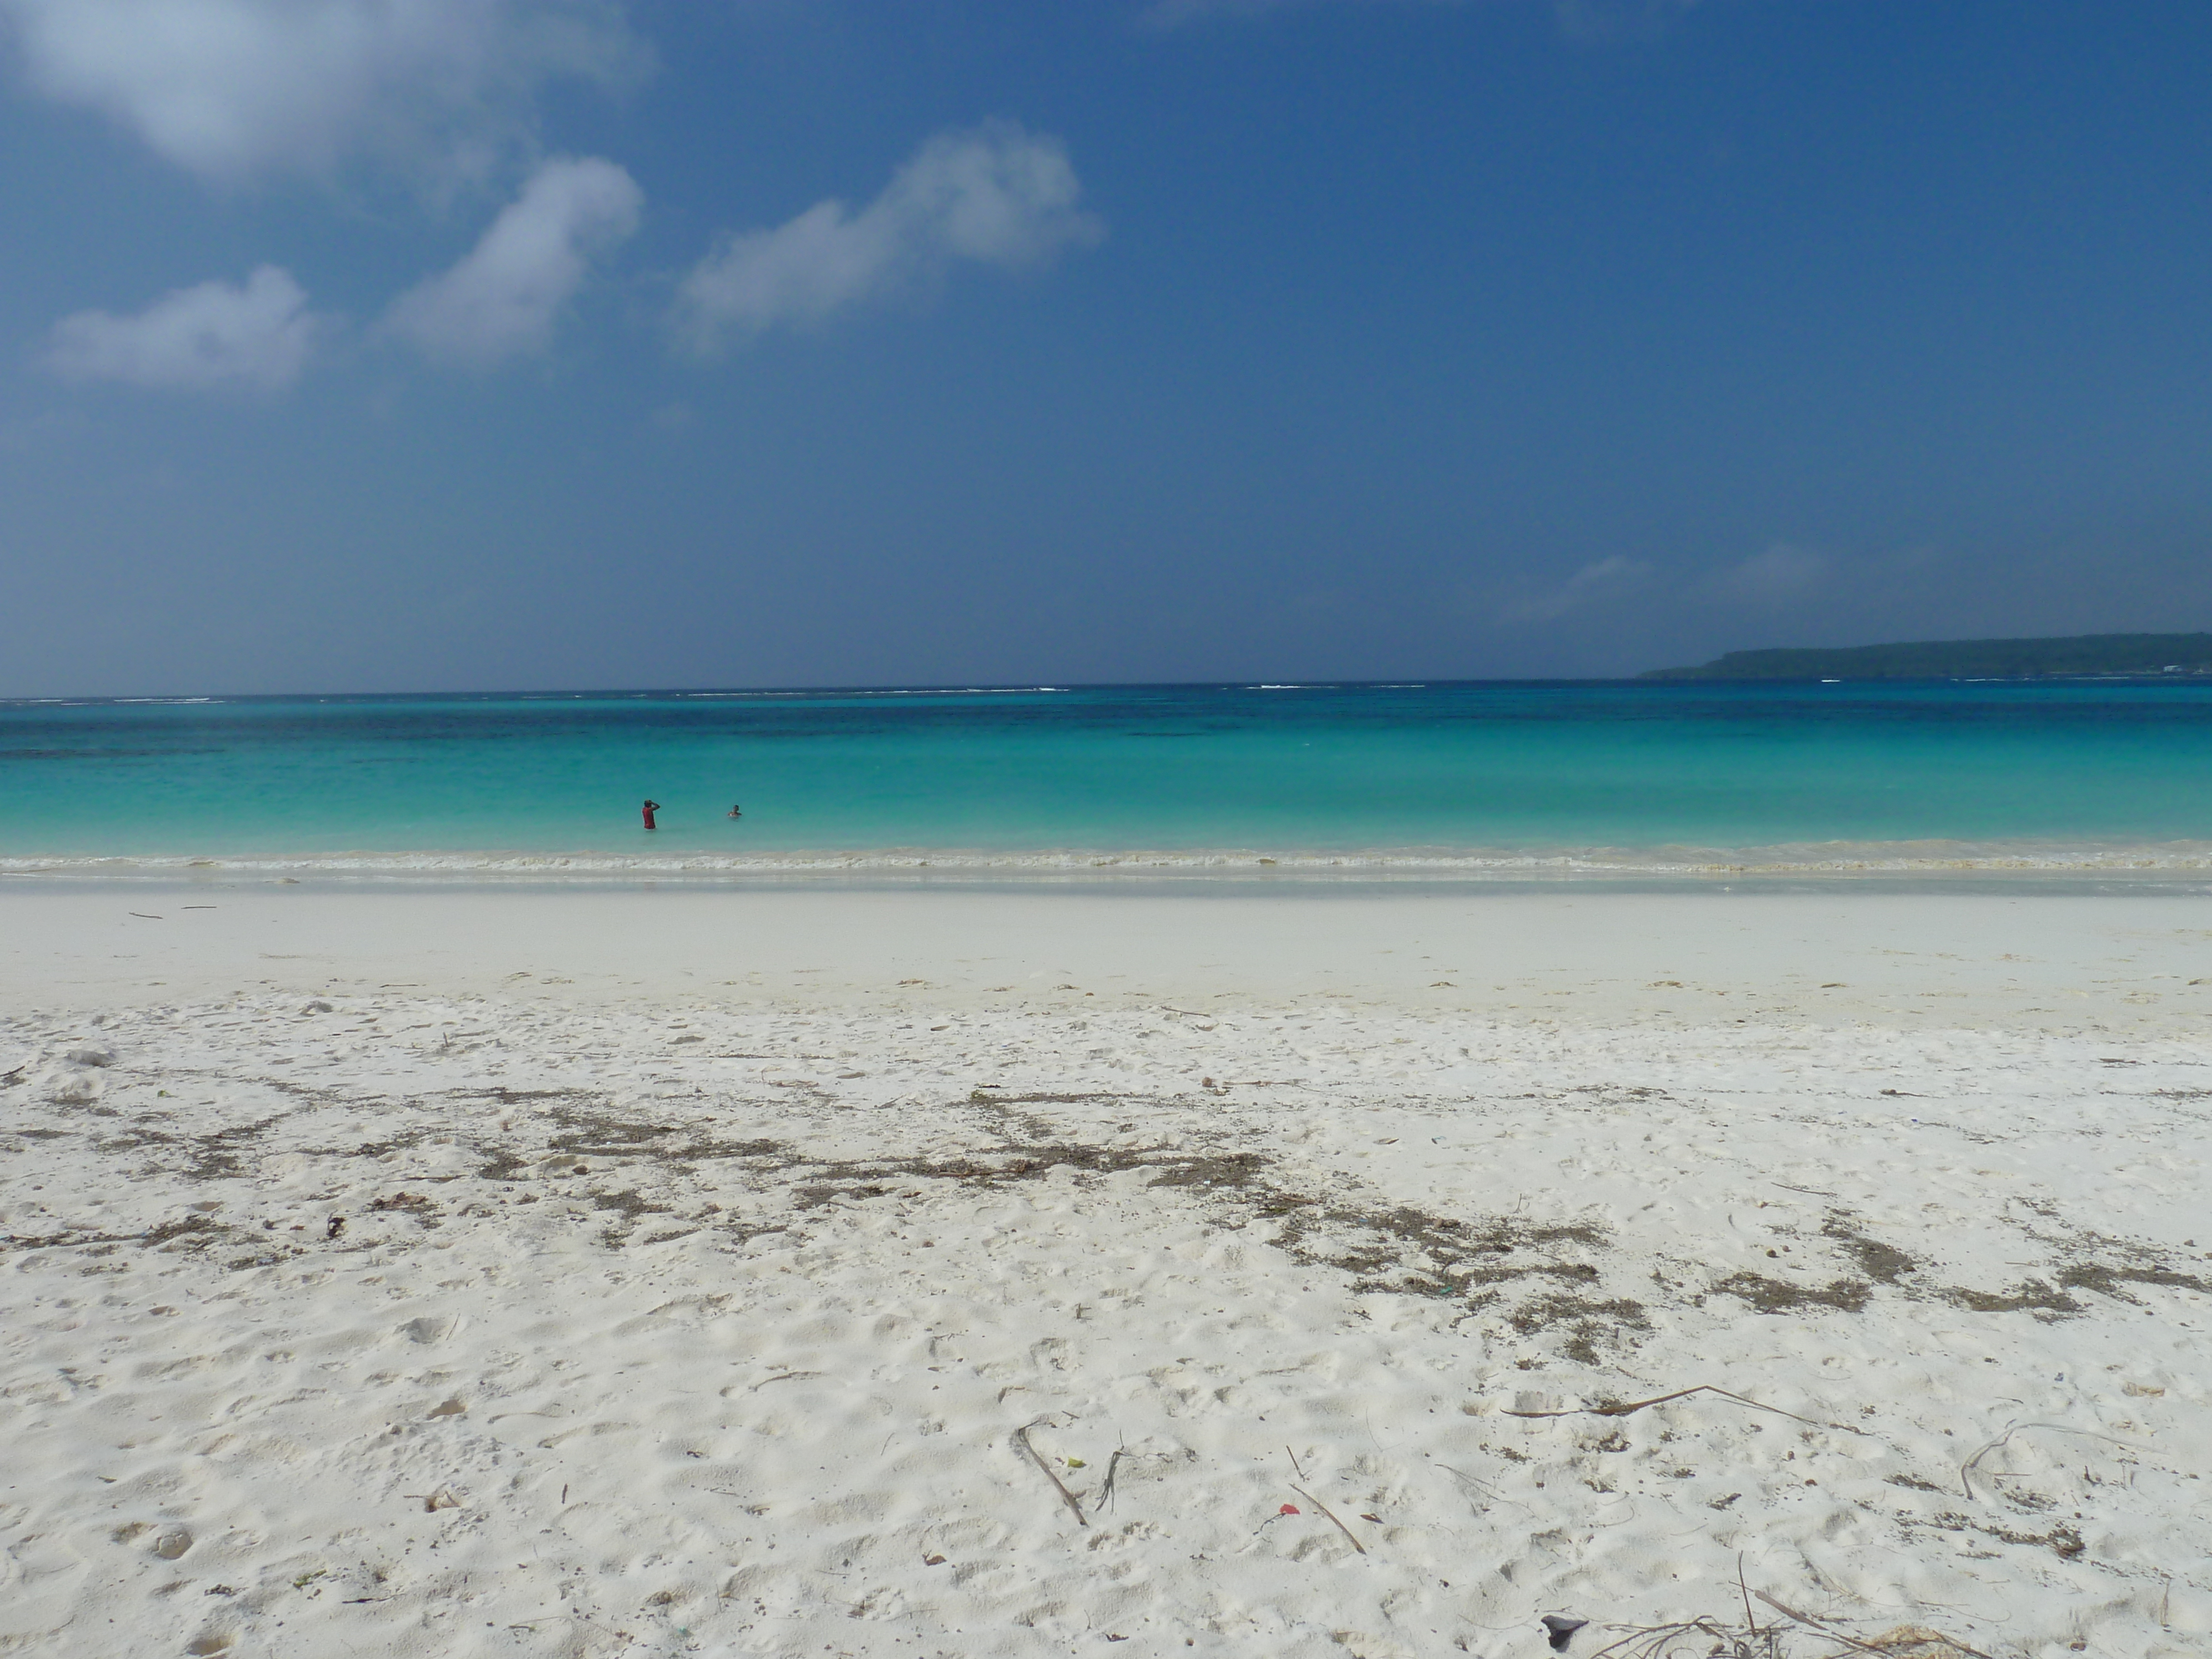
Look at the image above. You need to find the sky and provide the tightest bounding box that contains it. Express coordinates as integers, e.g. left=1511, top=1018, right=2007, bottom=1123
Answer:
left=2, top=0, right=2209, bottom=695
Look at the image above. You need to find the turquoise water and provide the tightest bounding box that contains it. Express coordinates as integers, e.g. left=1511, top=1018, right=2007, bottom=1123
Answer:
left=7, top=681, right=2212, bottom=877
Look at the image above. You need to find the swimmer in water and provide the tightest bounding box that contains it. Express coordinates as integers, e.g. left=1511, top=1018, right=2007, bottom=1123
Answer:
left=727, top=804, right=742, bottom=818
left=641, top=799, right=661, bottom=831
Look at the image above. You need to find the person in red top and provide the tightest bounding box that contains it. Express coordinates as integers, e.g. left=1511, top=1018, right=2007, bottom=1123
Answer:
left=641, top=799, right=661, bottom=831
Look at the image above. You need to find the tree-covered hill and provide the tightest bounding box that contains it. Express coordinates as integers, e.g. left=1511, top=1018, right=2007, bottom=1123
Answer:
left=1641, top=634, right=2212, bottom=681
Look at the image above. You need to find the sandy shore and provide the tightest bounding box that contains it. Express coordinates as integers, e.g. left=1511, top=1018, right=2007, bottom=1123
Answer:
left=2, top=888, right=2209, bottom=1658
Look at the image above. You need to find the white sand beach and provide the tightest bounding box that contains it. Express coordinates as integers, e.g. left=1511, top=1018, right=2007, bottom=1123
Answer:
left=2, top=888, right=2209, bottom=1658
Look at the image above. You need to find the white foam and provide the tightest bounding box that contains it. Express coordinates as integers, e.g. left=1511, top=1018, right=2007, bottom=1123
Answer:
left=9, top=836, right=2212, bottom=884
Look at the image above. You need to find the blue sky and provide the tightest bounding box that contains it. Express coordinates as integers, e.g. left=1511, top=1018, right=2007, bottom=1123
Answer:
left=2, top=1, right=2209, bottom=694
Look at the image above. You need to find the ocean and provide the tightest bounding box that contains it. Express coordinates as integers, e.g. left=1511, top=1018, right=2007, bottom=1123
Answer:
left=6, top=680, right=2212, bottom=882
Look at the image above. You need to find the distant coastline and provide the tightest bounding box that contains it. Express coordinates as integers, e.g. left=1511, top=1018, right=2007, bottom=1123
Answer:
left=1641, top=632, right=2212, bottom=681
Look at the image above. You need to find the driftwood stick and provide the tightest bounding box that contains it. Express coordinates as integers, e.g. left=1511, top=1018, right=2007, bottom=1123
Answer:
left=1014, top=1420, right=1086, bottom=1527
left=1504, top=1383, right=1869, bottom=1434
left=1755, top=1591, right=1994, bottom=1659
left=1289, top=1485, right=1366, bottom=1555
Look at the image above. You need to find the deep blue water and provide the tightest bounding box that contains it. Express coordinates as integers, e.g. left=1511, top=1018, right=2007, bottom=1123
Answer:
left=6, top=680, right=2212, bottom=873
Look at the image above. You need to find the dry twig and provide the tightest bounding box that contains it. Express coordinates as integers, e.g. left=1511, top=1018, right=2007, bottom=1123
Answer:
left=1288, top=1484, right=1366, bottom=1554
left=1585, top=1616, right=1780, bottom=1659
left=1014, top=1419, right=1086, bottom=1527
left=1504, top=1383, right=1869, bottom=1435
left=1437, top=1462, right=1501, bottom=1517
left=1098, top=1448, right=1130, bottom=1512
left=1097, top=1446, right=1166, bottom=1512
left=1756, top=1592, right=1993, bottom=1659
left=748, top=1370, right=823, bottom=1391
left=1959, top=1420, right=2138, bottom=1501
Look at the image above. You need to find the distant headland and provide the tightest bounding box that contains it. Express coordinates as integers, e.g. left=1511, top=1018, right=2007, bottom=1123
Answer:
left=1640, top=632, right=2212, bottom=681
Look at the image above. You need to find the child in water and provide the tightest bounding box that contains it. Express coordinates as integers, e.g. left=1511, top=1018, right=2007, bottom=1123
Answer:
left=641, top=799, right=661, bottom=830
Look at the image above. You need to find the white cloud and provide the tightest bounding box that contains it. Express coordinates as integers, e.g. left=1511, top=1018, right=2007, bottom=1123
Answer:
left=1504, top=554, right=1651, bottom=622
left=1713, top=543, right=1828, bottom=604
left=676, top=122, right=1103, bottom=354
left=385, top=155, right=641, bottom=366
left=45, top=264, right=319, bottom=392
left=0, top=0, right=643, bottom=181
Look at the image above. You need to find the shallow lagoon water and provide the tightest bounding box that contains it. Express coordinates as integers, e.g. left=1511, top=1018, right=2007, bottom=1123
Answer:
left=7, top=680, right=2212, bottom=877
